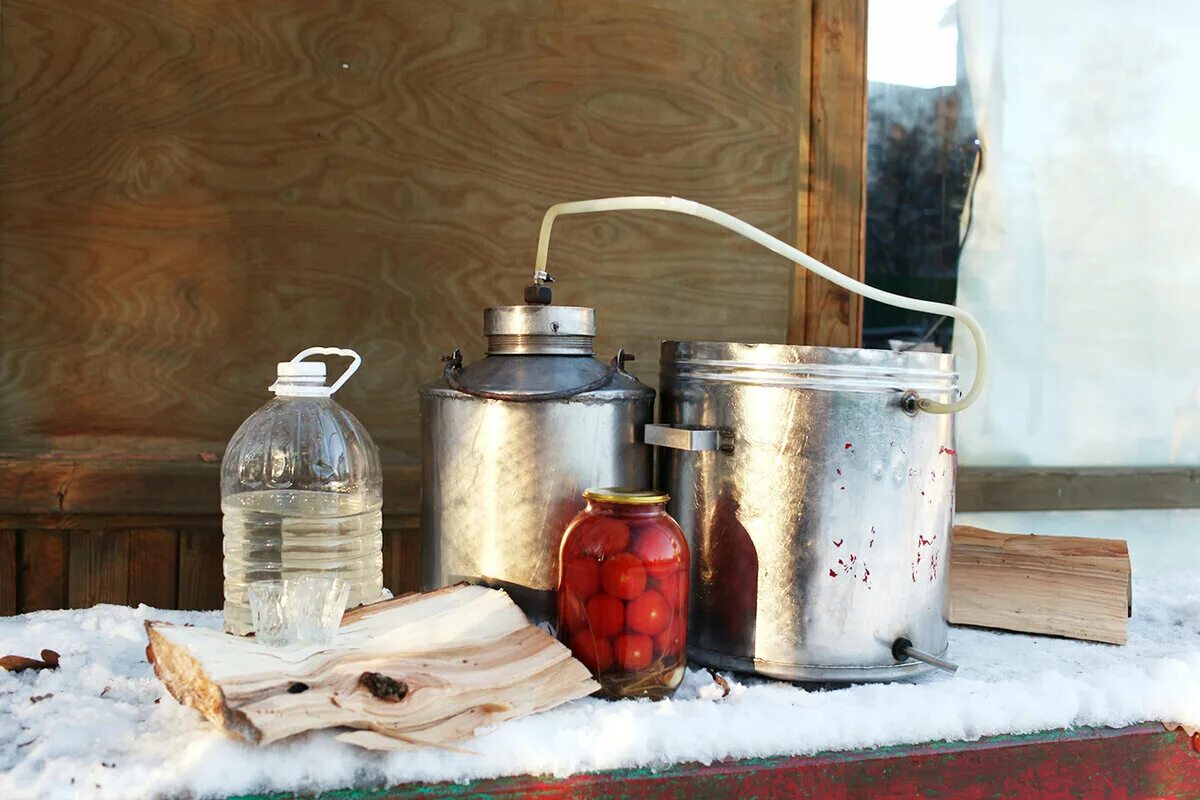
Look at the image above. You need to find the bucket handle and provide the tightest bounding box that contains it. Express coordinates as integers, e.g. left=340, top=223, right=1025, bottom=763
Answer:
left=532, top=196, right=987, bottom=415
left=289, top=346, right=362, bottom=395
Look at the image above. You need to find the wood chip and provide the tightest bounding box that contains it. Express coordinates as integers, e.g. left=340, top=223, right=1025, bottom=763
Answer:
left=146, top=584, right=598, bottom=750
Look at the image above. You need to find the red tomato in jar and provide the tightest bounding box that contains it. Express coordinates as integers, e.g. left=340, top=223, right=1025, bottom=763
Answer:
left=653, top=625, right=684, bottom=658
left=631, top=524, right=679, bottom=579
left=600, top=553, right=647, bottom=600
left=569, top=631, right=613, bottom=673
left=626, top=589, right=671, bottom=636
left=562, top=557, right=600, bottom=601
left=580, top=516, right=631, bottom=557
left=586, top=593, right=624, bottom=637
left=560, top=591, right=589, bottom=633
left=613, top=634, right=653, bottom=671
left=650, top=573, right=686, bottom=610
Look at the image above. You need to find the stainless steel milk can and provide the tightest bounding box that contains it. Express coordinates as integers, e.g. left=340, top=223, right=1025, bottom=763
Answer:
left=419, top=291, right=655, bottom=622
left=651, top=341, right=960, bottom=682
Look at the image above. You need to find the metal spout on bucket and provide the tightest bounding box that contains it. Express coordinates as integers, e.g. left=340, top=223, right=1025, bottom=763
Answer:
left=892, top=637, right=959, bottom=674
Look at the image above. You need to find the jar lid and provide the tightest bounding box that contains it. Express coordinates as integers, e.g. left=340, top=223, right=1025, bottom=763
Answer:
left=582, top=487, right=670, bottom=505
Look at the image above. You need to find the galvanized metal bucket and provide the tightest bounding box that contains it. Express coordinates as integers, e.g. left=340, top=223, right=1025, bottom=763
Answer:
left=650, top=340, right=958, bottom=682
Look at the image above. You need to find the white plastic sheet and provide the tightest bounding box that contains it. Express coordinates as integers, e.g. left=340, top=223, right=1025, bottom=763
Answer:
left=953, top=0, right=1200, bottom=465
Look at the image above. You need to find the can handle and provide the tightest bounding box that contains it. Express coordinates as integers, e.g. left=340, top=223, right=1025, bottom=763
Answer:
left=289, top=346, right=362, bottom=395
left=532, top=196, right=987, bottom=415
left=644, top=424, right=722, bottom=452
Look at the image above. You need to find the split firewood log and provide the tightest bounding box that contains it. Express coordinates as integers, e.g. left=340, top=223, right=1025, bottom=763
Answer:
left=145, top=584, right=597, bottom=751
left=949, top=525, right=1131, bottom=645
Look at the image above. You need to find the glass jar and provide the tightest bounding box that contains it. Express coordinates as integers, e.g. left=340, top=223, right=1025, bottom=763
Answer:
left=557, top=487, right=689, bottom=700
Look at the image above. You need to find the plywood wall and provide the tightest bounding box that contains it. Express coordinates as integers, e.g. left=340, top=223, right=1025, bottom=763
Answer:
left=0, top=0, right=870, bottom=612
left=0, top=0, right=863, bottom=462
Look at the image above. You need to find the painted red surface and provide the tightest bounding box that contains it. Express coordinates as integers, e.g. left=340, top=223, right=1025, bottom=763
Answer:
left=341, top=724, right=1200, bottom=800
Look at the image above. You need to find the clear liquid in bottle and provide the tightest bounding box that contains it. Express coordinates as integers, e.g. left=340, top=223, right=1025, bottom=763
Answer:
left=220, top=349, right=384, bottom=635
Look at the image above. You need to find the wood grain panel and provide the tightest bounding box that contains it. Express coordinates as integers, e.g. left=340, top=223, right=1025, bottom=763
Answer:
left=17, top=530, right=68, bottom=612
left=129, top=528, right=179, bottom=608
left=790, top=0, right=868, bottom=347
left=178, top=528, right=223, bottom=611
left=0, top=530, right=15, bottom=614
left=0, top=0, right=816, bottom=461
left=67, top=529, right=131, bottom=607
left=383, top=523, right=422, bottom=597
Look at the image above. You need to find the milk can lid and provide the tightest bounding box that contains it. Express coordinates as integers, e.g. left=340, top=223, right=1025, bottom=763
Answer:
left=484, top=305, right=595, bottom=337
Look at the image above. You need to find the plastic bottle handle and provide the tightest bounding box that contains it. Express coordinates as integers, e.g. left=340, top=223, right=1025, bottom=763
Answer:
left=289, top=346, right=362, bottom=395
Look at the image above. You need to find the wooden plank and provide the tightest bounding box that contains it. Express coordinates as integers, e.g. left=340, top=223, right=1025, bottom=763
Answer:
left=383, top=525, right=421, bottom=597
left=0, top=0, right=808, bottom=461
left=788, top=0, right=815, bottom=338
left=949, top=525, right=1131, bottom=645
left=178, top=528, right=223, bottom=611
left=67, top=529, right=131, bottom=607
left=230, top=725, right=1200, bottom=799
left=790, top=0, right=868, bottom=347
left=957, top=467, right=1200, bottom=511
left=17, top=530, right=68, bottom=612
left=3, top=456, right=1200, bottom=543
left=0, top=530, right=15, bottom=614
left=0, top=457, right=219, bottom=515
left=0, top=457, right=420, bottom=516
left=0, top=513, right=221, bottom=531
left=8, top=457, right=1200, bottom=525
left=128, top=528, right=179, bottom=608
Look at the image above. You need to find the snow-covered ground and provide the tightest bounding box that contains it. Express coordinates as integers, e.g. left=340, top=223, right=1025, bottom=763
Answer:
left=2, top=511, right=1199, bottom=800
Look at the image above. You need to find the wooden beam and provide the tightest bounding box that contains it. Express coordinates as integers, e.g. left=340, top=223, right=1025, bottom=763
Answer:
left=788, top=0, right=815, bottom=337
left=790, top=0, right=868, bottom=347
left=228, top=725, right=1198, bottom=799
left=0, top=457, right=420, bottom=516
left=956, top=467, right=1200, bottom=512
left=3, top=458, right=1200, bottom=523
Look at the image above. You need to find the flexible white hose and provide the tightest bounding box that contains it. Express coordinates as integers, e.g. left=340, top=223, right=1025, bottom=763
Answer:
left=533, top=195, right=987, bottom=414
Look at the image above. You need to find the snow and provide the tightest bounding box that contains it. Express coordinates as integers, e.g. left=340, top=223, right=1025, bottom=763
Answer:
left=3, top=515, right=1199, bottom=799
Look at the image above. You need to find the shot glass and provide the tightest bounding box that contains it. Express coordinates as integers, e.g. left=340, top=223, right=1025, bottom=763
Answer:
left=247, top=575, right=349, bottom=647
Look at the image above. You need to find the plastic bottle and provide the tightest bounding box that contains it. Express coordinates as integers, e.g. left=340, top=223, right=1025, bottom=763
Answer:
left=220, top=347, right=383, bottom=635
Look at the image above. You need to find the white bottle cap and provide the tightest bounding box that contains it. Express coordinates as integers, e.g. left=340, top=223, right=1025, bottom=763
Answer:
left=270, top=347, right=361, bottom=397
left=276, top=361, right=326, bottom=379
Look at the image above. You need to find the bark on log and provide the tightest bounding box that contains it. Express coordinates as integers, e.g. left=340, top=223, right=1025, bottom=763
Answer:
left=146, top=584, right=598, bottom=750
